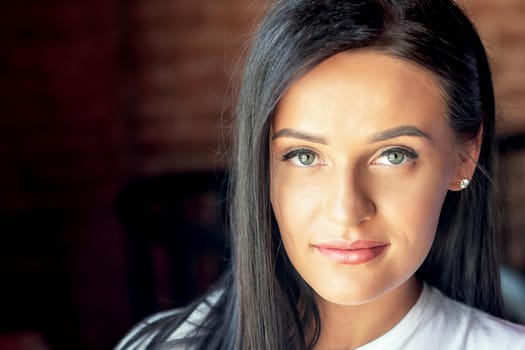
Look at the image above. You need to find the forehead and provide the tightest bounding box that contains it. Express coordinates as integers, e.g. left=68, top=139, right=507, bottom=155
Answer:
left=273, top=50, right=449, bottom=140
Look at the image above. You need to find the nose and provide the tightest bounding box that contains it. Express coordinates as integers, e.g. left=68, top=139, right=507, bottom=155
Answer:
left=323, top=167, right=375, bottom=227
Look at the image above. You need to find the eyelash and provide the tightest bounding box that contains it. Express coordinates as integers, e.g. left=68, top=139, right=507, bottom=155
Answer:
left=280, top=146, right=418, bottom=167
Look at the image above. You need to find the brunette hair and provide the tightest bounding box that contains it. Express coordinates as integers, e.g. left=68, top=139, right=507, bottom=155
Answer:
left=121, top=0, right=502, bottom=349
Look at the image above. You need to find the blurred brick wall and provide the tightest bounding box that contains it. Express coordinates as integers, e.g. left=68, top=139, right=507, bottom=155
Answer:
left=127, top=0, right=267, bottom=174
left=1, top=0, right=524, bottom=349
left=502, top=148, right=525, bottom=271
left=461, top=0, right=525, bottom=135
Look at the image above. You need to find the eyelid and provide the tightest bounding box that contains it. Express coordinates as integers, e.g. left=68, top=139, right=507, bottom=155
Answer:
left=281, top=146, right=314, bottom=160
left=378, top=146, right=418, bottom=158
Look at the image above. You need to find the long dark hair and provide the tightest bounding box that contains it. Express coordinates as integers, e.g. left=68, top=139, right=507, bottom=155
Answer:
left=122, top=0, right=502, bottom=349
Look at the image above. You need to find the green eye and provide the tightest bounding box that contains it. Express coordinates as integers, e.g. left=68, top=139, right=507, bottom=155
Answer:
left=298, top=152, right=316, bottom=166
left=387, top=151, right=405, bottom=165
left=374, top=147, right=418, bottom=167
left=282, top=149, right=320, bottom=167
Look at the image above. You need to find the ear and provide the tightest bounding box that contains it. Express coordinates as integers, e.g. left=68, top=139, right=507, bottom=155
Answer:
left=448, top=126, right=483, bottom=191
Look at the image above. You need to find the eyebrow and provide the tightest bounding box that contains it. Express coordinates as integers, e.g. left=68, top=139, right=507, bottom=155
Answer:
left=271, top=125, right=431, bottom=144
left=368, top=125, right=431, bottom=142
left=271, top=128, right=327, bottom=144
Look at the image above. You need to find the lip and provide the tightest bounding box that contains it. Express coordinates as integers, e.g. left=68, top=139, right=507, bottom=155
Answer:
left=313, top=240, right=389, bottom=265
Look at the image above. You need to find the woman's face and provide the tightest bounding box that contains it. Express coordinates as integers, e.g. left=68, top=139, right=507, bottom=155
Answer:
left=270, top=51, right=466, bottom=306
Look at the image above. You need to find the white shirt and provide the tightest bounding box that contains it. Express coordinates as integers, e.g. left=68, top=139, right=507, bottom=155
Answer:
left=357, top=283, right=525, bottom=349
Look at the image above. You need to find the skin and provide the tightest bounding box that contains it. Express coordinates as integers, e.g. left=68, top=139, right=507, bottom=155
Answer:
left=269, top=51, right=480, bottom=349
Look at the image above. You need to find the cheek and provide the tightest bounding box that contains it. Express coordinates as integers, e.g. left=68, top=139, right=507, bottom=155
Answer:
left=270, top=167, right=327, bottom=249
left=374, top=165, right=451, bottom=250
left=271, top=173, right=322, bottom=232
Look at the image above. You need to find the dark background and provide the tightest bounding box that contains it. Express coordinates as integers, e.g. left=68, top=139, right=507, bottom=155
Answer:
left=1, top=0, right=524, bottom=349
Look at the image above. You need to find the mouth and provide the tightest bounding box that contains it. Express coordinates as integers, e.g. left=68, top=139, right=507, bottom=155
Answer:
left=312, top=240, right=389, bottom=265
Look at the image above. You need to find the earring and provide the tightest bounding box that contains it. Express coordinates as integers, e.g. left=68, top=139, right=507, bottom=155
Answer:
left=459, top=178, right=470, bottom=190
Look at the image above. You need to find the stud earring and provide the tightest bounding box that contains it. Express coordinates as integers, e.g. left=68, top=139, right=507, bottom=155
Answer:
left=459, top=178, right=470, bottom=190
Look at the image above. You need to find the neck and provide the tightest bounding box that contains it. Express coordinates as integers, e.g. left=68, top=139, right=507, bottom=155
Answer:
left=311, top=277, right=422, bottom=350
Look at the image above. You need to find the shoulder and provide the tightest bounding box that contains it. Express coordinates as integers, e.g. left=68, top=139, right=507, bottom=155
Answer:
left=113, top=309, right=182, bottom=350
left=427, top=285, right=525, bottom=349
left=114, top=292, right=221, bottom=350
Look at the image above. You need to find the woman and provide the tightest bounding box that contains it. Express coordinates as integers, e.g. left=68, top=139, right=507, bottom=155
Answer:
left=116, top=0, right=525, bottom=349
